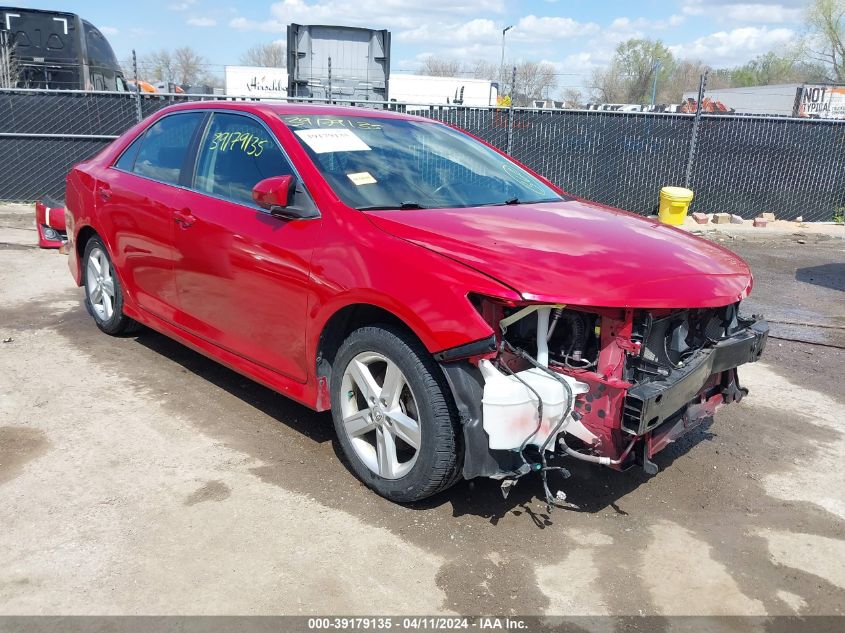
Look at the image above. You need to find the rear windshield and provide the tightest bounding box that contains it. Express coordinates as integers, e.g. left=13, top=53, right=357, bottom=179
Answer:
left=281, top=115, right=562, bottom=210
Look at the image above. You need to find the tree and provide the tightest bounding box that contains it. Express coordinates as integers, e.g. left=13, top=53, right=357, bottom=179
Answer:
left=140, top=46, right=215, bottom=87
left=471, top=59, right=498, bottom=82
left=590, top=63, right=625, bottom=103
left=590, top=39, right=677, bottom=104
left=472, top=59, right=558, bottom=106
left=805, top=0, right=845, bottom=81
left=240, top=42, right=286, bottom=68
left=562, top=87, right=584, bottom=108
left=417, top=56, right=464, bottom=77
left=140, top=49, right=174, bottom=83
left=666, top=60, right=712, bottom=100
left=172, top=46, right=206, bottom=85
left=618, top=39, right=674, bottom=104
left=729, top=51, right=828, bottom=86
left=512, top=61, right=558, bottom=105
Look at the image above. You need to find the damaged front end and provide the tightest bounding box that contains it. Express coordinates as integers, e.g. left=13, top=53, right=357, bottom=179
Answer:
left=438, top=298, right=768, bottom=505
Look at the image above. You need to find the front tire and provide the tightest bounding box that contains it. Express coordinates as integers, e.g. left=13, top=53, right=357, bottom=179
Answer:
left=330, top=325, right=462, bottom=502
left=82, top=236, right=138, bottom=335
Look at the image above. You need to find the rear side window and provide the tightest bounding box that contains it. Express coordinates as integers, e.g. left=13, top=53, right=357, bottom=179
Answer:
left=114, top=135, right=143, bottom=171
left=133, top=113, right=204, bottom=185
left=193, top=112, right=294, bottom=206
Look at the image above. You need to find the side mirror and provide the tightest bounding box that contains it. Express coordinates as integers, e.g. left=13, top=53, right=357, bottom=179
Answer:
left=253, top=175, right=295, bottom=213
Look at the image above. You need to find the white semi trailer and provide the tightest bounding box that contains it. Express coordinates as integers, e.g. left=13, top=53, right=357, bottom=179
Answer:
left=388, top=74, right=499, bottom=107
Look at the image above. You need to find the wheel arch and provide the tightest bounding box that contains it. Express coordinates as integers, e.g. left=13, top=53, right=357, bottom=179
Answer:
left=69, top=224, right=101, bottom=285
left=76, top=225, right=100, bottom=260
left=314, top=302, right=430, bottom=411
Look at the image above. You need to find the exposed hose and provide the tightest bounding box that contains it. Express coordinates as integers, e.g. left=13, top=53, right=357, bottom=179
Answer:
left=506, top=341, right=638, bottom=470
left=559, top=436, right=636, bottom=466
left=499, top=360, right=545, bottom=467
left=547, top=307, right=564, bottom=341
left=503, top=342, right=579, bottom=509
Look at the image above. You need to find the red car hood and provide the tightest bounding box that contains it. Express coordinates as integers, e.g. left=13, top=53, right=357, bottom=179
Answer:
left=366, top=199, right=752, bottom=308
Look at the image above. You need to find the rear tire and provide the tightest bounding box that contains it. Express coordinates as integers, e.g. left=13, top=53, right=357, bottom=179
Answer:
left=330, top=325, right=462, bottom=502
left=82, top=236, right=139, bottom=336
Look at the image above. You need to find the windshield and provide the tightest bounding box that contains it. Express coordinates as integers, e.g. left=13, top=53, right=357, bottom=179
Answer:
left=281, top=114, right=562, bottom=210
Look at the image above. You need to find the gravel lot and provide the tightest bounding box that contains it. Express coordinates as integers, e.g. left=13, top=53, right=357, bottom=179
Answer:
left=1, top=203, right=843, bottom=617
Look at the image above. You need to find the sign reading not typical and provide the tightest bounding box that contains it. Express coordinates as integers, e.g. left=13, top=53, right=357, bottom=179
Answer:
left=797, top=85, right=845, bottom=119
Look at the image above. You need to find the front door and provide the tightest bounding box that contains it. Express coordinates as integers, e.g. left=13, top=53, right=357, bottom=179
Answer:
left=173, top=111, right=322, bottom=383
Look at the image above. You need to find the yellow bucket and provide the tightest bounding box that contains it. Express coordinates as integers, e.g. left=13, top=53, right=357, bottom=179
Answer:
left=658, top=186, right=694, bottom=225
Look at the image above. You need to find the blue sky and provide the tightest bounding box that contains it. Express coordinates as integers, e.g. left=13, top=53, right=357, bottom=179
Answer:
left=25, top=0, right=807, bottom=91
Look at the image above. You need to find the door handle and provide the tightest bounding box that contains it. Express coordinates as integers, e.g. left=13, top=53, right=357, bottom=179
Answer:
left=173, top=208, right=196, bottom=228
left=96, top=186, right=111, bottom=202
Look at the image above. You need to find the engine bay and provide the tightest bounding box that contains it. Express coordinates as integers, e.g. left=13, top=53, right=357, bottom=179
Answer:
left=451, top=296, right=769, bottom=509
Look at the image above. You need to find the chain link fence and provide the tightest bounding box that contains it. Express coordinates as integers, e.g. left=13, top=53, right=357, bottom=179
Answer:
left=510, top=110, right=695, bottom=215
left=688, top=114, right=845, bottom=221
left=1, top=88, right=844, bottom=221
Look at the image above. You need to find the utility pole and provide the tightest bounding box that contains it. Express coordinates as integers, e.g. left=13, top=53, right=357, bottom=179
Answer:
left=684, top=70, right=709, bottom=188
left=651, top=58, right=662, bottom=107
left=506, top=65, right=516, bottom=154
left=500, top=25, right=513, bottom=89
left=327, top=56, right=332, bottom=103
left=132, top=49, right=142, bottom=122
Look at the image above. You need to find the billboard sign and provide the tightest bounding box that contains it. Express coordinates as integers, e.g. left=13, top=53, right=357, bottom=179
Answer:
left=225, top=65, right=288, bottom=99
left=796, top=85, right=845, bottom=119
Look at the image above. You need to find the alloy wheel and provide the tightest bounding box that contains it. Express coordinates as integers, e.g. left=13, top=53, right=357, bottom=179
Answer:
left=339, top=351, right=422, bottom=479
left=86, top=246, right=116, bottom=321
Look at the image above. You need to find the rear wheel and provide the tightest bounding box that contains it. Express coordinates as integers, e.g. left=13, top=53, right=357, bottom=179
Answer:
left=82, top=236, right=139, bottom=335
left=330, top=325, right=461, bottom=502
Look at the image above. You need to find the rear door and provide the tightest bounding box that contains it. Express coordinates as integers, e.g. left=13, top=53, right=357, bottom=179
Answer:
left=99, top=111, right=205, bottom=322
left=173, top=111, right=322, bottom=382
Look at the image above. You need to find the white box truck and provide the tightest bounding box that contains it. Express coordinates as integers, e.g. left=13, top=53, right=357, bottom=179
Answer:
left=225, top=65, right=288, bottom=99
left=388, top=73, right=498, bottom=106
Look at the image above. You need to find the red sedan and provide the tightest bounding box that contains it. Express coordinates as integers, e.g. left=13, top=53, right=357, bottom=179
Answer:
left=64, top=102, right=767, bottom=504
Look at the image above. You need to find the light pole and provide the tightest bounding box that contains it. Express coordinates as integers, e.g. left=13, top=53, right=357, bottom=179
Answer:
left=500, top=25, right=513, bottom=91
left=651, top=58, right=662, bottom=107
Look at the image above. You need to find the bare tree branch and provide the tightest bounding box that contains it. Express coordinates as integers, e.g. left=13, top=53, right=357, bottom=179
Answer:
left=416, top=56, right=464, bottom=77
left=240, top=43, right=286, bottom=68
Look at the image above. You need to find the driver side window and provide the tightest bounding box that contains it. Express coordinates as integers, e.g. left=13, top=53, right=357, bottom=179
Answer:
left=193, top=112, right=294, bottom=207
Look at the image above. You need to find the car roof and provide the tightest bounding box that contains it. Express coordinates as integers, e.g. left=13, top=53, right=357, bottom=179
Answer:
left=155, top=101, right=438, bottom=124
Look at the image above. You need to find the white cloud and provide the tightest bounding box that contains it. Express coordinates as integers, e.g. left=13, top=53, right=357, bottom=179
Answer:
left=398, top=18, right=498, bottom=44
left=608, top=15, right=686, bottom=33
left=230, top=0, right=506, bottom=31
left=570, top=14, right=684, bottom=70
left=99, top=26, right=119, bottom=36
left=169, top=0, right=197, bottom=11
left=511, top=15, right=600, bottom=41
left=230, top=16, right=285, bottom=32
left=393, top=13, right=598, bottom=66
left=187, top=17, right=217, bottom=27
left=722, top=3, right=803, bottom=23
left=682, top=1, right=804, bottom=23
left=669, top=26, right=796, bottom=66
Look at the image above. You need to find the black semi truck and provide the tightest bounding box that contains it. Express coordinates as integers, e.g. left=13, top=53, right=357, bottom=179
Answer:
left=0, top=6, right=127, bottom=90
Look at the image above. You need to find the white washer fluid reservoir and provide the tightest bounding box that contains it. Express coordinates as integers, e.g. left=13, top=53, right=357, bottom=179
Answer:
left=479, top=359, right=589, bottom=451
